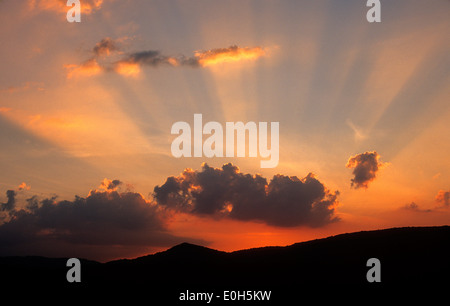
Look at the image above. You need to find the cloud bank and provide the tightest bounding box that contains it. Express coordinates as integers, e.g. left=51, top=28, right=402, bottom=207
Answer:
left=0, top=179, right=197, bottom=259
left=153, top=163, right=340, bottom=227
left=346, top=151, right=387, bottom=189
left=0, top=164, right=340, bottom=260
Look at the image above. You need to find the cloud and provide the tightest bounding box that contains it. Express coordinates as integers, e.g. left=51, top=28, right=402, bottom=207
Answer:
left=93, top=37, right=120, bottom=57
left=113, top=61, right=140, bottom=77
left=153, top=163, right=339, bottom=227
left=119, top=50, right=179, bottom=67
left=66, top=39, right=268, bottom=78
left=402, top=202, right=432, bottom=213
left=1, top=182, right=31, bottom=212
left=0, top=179, right=197, bottom=259
left=114, top=45, right=267, bottom=71
left=346, top=119, right=367, bottom=141
left=1, top=82, right=45, bottom=93
left=194, top=45, right=267, bottom=67
left=401, top=191, right=450, bottom=213
left=112, top=50, right=179, bottom=77
left=64, top=58, right=103, bottom=79
left=0, top=107, right=12, bottom=113
left=65, top=37, right=123, bottom=78
left=435, top=190, right=450, bottom=207
left=96, top=178, right=122, bottom=191
left=346, top=151, right=387, bottom=189
left=17, top=182, right=31, bottom=191
left=0, top=190, right=16, bottom=212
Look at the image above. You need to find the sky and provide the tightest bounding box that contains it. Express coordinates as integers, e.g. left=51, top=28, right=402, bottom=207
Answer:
left=0, top=0, right=449, bottom=262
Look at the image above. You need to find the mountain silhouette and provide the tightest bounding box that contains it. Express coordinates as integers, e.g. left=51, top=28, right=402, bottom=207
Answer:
left=1, top=226, right=449, bottom=301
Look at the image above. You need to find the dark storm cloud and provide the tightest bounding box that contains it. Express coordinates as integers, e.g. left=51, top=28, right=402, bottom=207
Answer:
left=346, top=151, right=386, bottom=189
left=153, top=163, right=339, bottom=227
left=0, top=181, right=196, bottom=257
left=0, top=190, right=16, bottom=212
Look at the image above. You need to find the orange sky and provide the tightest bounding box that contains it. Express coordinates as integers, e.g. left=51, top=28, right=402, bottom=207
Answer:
left=0, top=0, right=449, bottom=261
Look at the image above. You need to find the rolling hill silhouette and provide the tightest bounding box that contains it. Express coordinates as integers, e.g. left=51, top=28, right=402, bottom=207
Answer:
left=1, top=226, right=449, bottom=301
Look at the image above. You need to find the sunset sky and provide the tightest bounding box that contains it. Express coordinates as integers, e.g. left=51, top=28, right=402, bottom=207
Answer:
left=1, top=0, right=449, bottom=262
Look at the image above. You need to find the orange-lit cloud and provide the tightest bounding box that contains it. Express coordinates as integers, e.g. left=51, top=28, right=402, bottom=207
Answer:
left=195, top=45, right=267, bottom=67
left=17, top=182, right=31, bottom=191
left=64, top=58, right=102, bottom=79
left=116, top=45, right=267, bottom=70
left=1, top=82, right=45, bottom=93
left=90, top=178, right=123, bottom=195
left=64, top=37, right=126, bottom=78
left=66, top=39, right=268, bottom=79
left=114, top=61, right=141, bottom=77
left=28, top=0, right=104, bottom=15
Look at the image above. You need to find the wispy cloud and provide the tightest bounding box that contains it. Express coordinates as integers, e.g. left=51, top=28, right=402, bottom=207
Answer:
left=65, top=39, right=269, bottom=78
left=0, top=107, right=12, bottom=113
left=194, top=45, right=267, bottom=67
left=346, top=119, right=367, bottom=141
left=402, top=202, right=432, bottom=213
left=93, top=37, right=120, bottom=57
left=0, top=82, right=45, bottom=93
left=113, top=61, right=141, bottom=77
left=401, top=190, right=450, bottom=213
left=64, top=58, right=103, bottom=79
left=435, top=190, right=450, bottom=207
left=64, top=37, right=123, bottom=78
